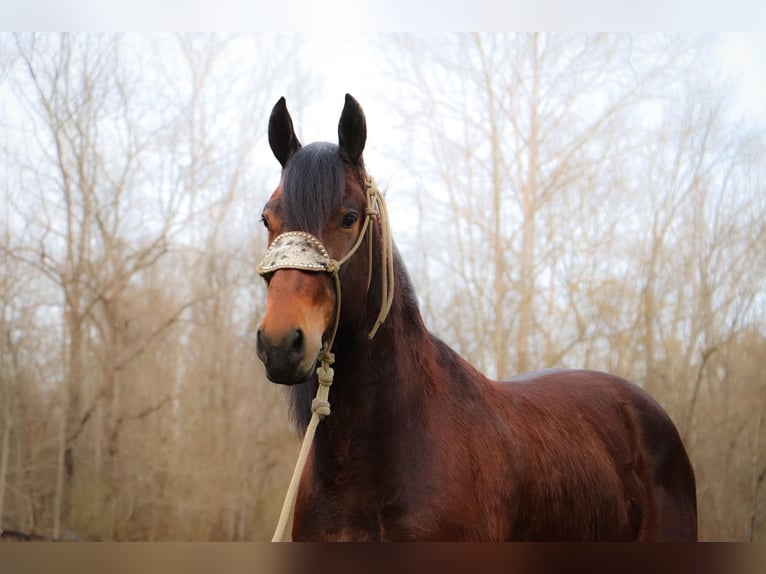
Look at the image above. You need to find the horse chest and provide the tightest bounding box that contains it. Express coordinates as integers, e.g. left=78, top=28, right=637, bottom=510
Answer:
left=295, top=432, right=502, bottom=541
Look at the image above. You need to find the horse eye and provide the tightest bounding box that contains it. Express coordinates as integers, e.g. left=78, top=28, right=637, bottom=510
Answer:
left=340, top=212, right=359, bottom=229
left=260, top=215, right=270, bottom=230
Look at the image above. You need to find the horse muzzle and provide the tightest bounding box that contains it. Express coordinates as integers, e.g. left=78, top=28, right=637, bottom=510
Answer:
left=256, top=325, right=315, bottom=385
left=256, top=234, right=337, bottom=385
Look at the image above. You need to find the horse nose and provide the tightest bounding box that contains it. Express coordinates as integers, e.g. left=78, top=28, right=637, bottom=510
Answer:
left=256, top=327, right=306, bottom=383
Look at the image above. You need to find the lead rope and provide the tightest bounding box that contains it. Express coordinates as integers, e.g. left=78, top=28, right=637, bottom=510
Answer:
left=270, top=344, right=334, bottom=541
left=271, top=176, right=392, bottom=542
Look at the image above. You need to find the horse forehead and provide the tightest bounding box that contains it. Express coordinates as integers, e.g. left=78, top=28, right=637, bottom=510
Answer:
left=264, top=170, right=366, bottom=241
left=343, top=174, right=366, bottom=200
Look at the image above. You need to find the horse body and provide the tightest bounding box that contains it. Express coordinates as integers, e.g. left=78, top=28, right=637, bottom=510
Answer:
left=288, top=255, right=696, bottom=541
left=257, top=94, right=697, bottom=541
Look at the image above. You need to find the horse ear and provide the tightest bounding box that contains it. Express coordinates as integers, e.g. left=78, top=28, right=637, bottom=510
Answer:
left=338, top=93, right=367, bottom=166
left=268, top=96, right=301, bottom=167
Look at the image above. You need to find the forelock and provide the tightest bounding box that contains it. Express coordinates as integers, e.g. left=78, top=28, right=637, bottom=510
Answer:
left=281, top=142, right=345, bottom=235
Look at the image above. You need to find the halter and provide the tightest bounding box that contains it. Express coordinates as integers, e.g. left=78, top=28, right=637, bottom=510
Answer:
left=257, top=175, right=394, bottom=541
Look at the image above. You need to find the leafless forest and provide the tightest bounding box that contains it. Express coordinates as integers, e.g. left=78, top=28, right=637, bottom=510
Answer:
left=0, top=33, right=764, bottom=541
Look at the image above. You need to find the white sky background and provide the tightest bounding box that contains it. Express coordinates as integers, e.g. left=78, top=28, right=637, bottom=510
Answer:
left=718, top=33, right=766, bottom=123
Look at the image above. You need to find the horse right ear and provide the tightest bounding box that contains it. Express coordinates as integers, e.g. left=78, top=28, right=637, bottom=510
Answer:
left=338, top=94, right=366, bottom=166
left=268, top=97, right=301, bottom=167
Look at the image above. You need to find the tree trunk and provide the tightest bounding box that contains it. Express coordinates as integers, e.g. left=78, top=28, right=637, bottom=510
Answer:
left=0, top=394, right=11, bottom=530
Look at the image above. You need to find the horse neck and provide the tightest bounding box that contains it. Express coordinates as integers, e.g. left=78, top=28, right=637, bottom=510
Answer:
left=340, top=254, right=430, bottom=397
left=288, top=243, right=436, bottom=438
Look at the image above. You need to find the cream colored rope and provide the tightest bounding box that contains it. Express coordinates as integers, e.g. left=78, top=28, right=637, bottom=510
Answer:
left=365, top=176, right=394, bottom=339
left=270, top=176, right=393, bottom=542
left=271, top=345, right=334, bottom=542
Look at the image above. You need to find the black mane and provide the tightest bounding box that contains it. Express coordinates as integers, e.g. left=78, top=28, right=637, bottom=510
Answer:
left=282, top=142, right=345, bottom=235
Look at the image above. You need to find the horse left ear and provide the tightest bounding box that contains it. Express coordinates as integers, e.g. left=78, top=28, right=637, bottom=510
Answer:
left=269, top=96, right=302, bottom=167
left=338, top=94, right=367, bottom=166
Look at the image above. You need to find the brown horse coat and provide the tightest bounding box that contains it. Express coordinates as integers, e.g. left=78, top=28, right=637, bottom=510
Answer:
left=257, top=95, right=698, bottom=541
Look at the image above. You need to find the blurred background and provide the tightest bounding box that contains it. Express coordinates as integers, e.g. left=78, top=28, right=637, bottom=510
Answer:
left=0, top=33, right=764, bottom=541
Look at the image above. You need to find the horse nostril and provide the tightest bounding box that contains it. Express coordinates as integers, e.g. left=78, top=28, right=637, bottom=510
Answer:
left=256, top=327, right=269, bottom=364
left=256, top=326, right=307, bottom=381
left=287, top=328, right=305, bottom=360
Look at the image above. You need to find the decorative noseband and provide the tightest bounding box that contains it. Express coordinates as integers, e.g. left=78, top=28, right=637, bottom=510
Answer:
left=257, top=231, right=334, bottom=275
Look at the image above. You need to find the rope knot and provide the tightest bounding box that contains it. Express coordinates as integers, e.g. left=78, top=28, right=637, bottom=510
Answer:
left=311, top=398, right=331, bottom=418
left=325, top=259, right=340, bottom=275
left=316, top=364, right=334, bottom=386
left=318, top=348, right=335, bottom=366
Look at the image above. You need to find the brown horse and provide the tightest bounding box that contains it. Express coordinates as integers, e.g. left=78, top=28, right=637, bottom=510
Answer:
left=256, top=94, right=698, bottom=541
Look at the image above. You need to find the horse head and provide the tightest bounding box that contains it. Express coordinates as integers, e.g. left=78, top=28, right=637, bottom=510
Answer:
left=256, top=95, right=380, bottom=385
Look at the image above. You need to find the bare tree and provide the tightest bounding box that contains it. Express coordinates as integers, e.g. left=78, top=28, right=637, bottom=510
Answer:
left=6, top=33, right=179, bottom=537
left=1, top=32, right=312, bottom=540
left=383, top=33, right=703, bottom=377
